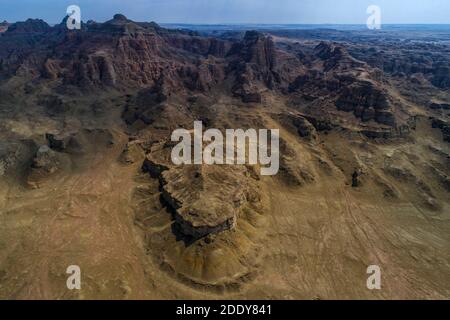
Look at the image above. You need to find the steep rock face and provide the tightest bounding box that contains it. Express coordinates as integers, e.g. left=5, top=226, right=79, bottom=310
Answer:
left=228, top=32, right=274, bottom=102
left=429, top=102, right=450, bottom=110
left=237, top=31, right=277, bottom=68
left=0, top=19, right=56, bottom=77
left=0, top=14, right=231, bottom=90
left=161, top=166, right=241, bottom=239
left=432, top=118, right=450, bottom=142
left=225, top=31, right=304, bottom=102
left=46, top=132, right=73, bottom=151
left=349, top=44, right=450, bottom=89
left=57, top=26, right=170, bottom=88
left=288, top=69, right=359, bottom=98
left=64, top=53, right=117, bottom=87
left=314, top=42, right=365, bottom=72
left=163, top=164, right=260, bottom=240
left=228, top=31, right=282, bottom=102
left=177, top=59, right=226, bottom=91
left=350, top=47, right=434, bottom=75
left=121, top=79, right=192, bottom=128
left=336, top=81, right=395, bottom=126
left=287, top=41, right=400, bottom=128
left=66, top=23, right=227, bottom=89
left=277, top=112, right=318, bottom=142
left=142, top=154, right=255, bottom=240
left=431, top=63, right=450, bottom=89
left=165, top=35, right=231, bottom=57
left=0, top=15, right=424, bottom=135
left=137, top=136, right=260, bottom=241
left=45, top=129, right=115, bottom=155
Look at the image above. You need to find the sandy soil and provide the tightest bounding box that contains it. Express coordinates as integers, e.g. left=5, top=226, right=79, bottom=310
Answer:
left=0, top=104, right=448, bottom=300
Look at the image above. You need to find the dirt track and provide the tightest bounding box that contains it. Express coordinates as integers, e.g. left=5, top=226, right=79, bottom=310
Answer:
left=1, top=118, right=448, bottom=299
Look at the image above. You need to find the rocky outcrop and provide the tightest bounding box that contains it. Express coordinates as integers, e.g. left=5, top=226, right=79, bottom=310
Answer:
left=120, top=140, right=145, bottom=165
left=277, top=113, right=318, bottom=142
left=141, top=157, right=169, bottom=178
left=314, top=42, right=365, bottom=71
left=285, top=42, right=402, bottom=130
left=230, top=31, right=308, bottom=99
left=352, top=170, right=360, bottom=187
left=228, top=31, right=279, bottom=102
left=38, top=95, right=71, bottom=115
left=0, top=21, right=9, bottom=33
left=0, top=14, right=231, bottom=91
left=66, top=54, right=117, bottom=87
left=46, top=129, right=115, bottom=154
left=429, top=102, right=450, bottom=110
left=165, top=34, right=231, bottom=58
left=0, top=14, right=432, bottom=146
left=27, top=145, right=70, bottom=188
left=361, top=129, right=396, bottom=139
left=177, top=59, right=226, bottom=91
left=431, top=118, right=450, bottom=142
left=336, top=81, right=395, bottom=126
left=6, top=19, right=51, bottom=34
left=235, top=31, right=277, bottom=69
left=431, top=63, right=450, bottom=89
left=0, top=140, right=37, bottom=177
left=349, top=44, right=450, bottom=90
left=292, top=116, right=317, bottom=141
left=31, top=145, right=61, bottom=174
left=160, top=165, right=247, bottom=239
left=140, top=146, right=257, bottom=240
left=88, top=14, right=146, bottom=35
left=46, top=132, right=73, bottom=151
left=122, top=82, right=175, bottom=127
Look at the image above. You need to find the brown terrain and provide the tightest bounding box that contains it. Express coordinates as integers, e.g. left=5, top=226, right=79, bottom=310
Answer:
left=0, top=15, right=449, bottom=299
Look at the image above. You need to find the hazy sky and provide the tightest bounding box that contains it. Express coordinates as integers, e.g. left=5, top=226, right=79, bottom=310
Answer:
left=1, top=0, right=449, bottom=24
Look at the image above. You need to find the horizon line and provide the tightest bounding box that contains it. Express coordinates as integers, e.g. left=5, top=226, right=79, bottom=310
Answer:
left=2, top=15, right=450, bottom=26
left=4, top=19, right=450, bottom=27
